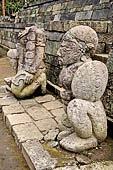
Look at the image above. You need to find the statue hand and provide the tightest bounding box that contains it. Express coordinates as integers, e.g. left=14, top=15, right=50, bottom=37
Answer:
left=25, top=74, right=33, bottom=84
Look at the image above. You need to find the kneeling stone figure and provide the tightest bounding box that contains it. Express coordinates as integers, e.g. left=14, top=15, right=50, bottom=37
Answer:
left=5, top=26, right=46, bottom=98
left=57, top=25, right=108, bottom=152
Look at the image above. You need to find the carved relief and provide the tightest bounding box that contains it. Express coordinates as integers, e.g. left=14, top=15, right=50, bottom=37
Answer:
left=5, top=26, right=46, bottom=98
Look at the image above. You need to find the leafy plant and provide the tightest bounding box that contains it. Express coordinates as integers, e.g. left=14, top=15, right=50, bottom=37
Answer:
left=0, top=0, right=37, bottom=16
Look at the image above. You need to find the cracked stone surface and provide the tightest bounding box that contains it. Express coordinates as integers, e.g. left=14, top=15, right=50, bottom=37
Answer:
left=19, top=98, right=38, bottom=109
left=54, top=166, right=79, bottom=170
left=2, top=103, right=24, bottom=115
left=35, top=94, right=55, bottom=103
left=0, top=96, right=17, bottom=107
left=22, top=140, right=57, bottom=170
left=43, top=100, right=63, bottom=110
left=0, top=91, right=113, bottom=170
left=35, top=118, right=58, bottom=132
left=80, top=161, right=113, bottom=170
left=26, top=105, right=53, bottom=121
left=12, top=123, right=43, bottom=146
left=6, top=113, right=32, bottom=131
left=2, top=103, right=25, bottom=122
left=44, top=129, right=59, bottom=141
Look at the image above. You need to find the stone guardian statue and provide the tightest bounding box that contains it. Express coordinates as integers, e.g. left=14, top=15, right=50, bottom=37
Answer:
left=57, top=25, right=108, bottom=152
left=5, top=26, right=46, bottom=98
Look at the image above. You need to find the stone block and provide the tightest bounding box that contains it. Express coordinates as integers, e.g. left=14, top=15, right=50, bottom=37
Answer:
left=0, top=93, right=7, bottom=98
left=75, top=154, right=91, bottom=165
left=0, top=96, right=17, bottom=107
left=91, top=21, right=108, bottom=33
left=26, top=105, right=53, bottom=121
left=67, top=0, right=84, bottom=8
left=6, top=113, right=32, bottom=131
left=44, top=15, right=54, bottom=23
left=22, top=140, right=57, bottom=170
left=51, top=108, right=65, bottom=117
left=35, top=94, right=55, bottom=103
left=80, top=161, right=113, bottom=170
left=75, top=11, right=93, bottom=21
left=108, top=3, right=113, bottom=20
left=96, top=42, right=105, bottom=53
left=2, top=103, right=25, bottom=122
left=19, top=98, right=37, bottom=109
left=92, top=9, right=109, bottom=20
left=46, top=31, right=64, bottom=41
left=45, top=40, right=53, bottom=55
left=51, top=108, right=65, bottom=122
left=35, top=118, right=58, bottom=132
left=44, top=129, right=59, bottom=141
left=46, top=5, right=53, bottom=12
left=52, top=21, right=64, bottom=32
left=12, top=123, right=43, bottom=146
left=60, top=13, right=75, bottom=21
left=54, top=14, right=61, bottom=21
left=83, top=5, right=93, bottom=11
left=45, top=40, right=61, bottom=56
left=0, top=85, right=7, bottom=93
left=98, top=33, right=113, bottom=44
left=52, top=3, right=61, bottom=11
left=64, top=21, right=89, bottom=32
left=45, top=54, right=60, bottom=67
left=43, top=100, right=63, bottom=110
left=54, top=165, right=79, bottom=170
left=100, top=0, right=110, bottom=3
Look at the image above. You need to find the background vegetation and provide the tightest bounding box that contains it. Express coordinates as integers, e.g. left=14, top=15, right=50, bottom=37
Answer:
left=0, top=0, right=37, bottom=16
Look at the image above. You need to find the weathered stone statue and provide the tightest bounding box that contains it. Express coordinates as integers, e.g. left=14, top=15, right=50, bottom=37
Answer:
left=57, top=25, right=108, bottom=152
left=102, top=44, right=113, bottom=118
left=5, top=26, right=46, bottom=98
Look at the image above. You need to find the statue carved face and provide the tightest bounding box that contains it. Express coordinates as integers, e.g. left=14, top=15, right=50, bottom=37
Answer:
left=58, top=40, right=83, bottom=66
left=58, top=25, right=98, bottom=66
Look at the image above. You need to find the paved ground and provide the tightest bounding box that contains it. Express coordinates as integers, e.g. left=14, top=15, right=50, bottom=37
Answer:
left=0, top=90, right=113, bottom=170
left=0, top=57, right=113, bottom=170
left=0, top=112, right=29, bottom=170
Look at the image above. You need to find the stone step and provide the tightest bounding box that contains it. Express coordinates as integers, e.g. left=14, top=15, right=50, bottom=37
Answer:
left=22, top=140, right=57, bottom=170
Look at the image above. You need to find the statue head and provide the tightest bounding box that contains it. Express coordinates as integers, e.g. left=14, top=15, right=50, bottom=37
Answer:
left=58, top=25, right=98, bottom=66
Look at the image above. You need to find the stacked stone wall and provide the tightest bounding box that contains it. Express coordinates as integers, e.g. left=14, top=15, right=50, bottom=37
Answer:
left=0, top=0, right=113, bottom=84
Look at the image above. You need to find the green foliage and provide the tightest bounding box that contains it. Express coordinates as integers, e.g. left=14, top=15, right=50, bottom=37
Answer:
left=5, top=0, right=24, bottom=15
left=0, top=0, right=36, bottom=16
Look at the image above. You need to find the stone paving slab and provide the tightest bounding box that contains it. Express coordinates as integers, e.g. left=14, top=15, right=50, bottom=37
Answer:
left=50, top=108, right=65, bottom=117
left=42, top=100, right=63, bottom=110
left=19, top=98, right=38, bottom=109
left=54, top=166, right=79, bottom=170
left=35, top=94, right=55, bottom=103
left=12, top=123, right=43, bottom=147
left=0, top=85, right=7, bottom=93
left=2, top=103, right=25, bottom=121
left=50, top=108, right=65, bottom=123
left=26, top=105, right=53, bottom=121
left=22, top=140, right=57, bottom=170
left=6, top=113, right=32, bottom=131
left=80, top=161, right=113, bottom=170
left=35, top=118, right=58, bottom=132
left=0, top=93, right=7, bottom=98
left=0, top=96, right=17, bottom=108
left=0, top=91, right=113, bottom=170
